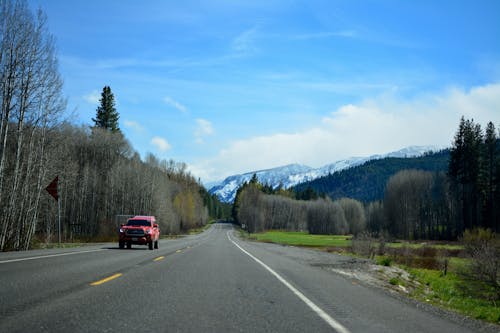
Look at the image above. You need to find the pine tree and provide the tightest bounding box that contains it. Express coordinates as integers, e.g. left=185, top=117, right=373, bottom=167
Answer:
left=496, top=126, right=500, bottom=232
left=92, top=86, right=120, bottom=132
left=448, top=117, right=483, bottom=232
left=250, top=173, right=258, bottom=184
left=480, top=122, right=497, bottom=228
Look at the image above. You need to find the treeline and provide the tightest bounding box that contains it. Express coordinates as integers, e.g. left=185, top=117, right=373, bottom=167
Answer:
left=40, top=125, right=210, bottom=239
left=234, top=118, right=499, bottom=241
left=233, top=176, right=366, bottom=235
left=0, top=1, right=224, bottom=251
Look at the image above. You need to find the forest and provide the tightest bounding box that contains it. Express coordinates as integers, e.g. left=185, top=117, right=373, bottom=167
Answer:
left=0, top=1, right=226, bottom=251
left=234, top=118, right=500, bottom=241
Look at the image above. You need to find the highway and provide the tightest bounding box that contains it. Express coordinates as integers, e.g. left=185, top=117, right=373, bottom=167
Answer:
left=0, top=223, right=488, bottom=332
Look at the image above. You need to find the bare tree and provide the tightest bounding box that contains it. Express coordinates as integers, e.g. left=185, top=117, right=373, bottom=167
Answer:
left=365, top=201, right=386, bottom=234
left=384, top=170, right=433, bottom=240
left=338, top=197, right=366, bottom=235
left=307, top=198, right=348, bottom=235
left=0, top=1, right=65, bottom=250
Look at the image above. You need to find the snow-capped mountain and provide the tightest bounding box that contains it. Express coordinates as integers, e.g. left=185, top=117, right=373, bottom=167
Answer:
left=209, top=146, right=441, bottom=202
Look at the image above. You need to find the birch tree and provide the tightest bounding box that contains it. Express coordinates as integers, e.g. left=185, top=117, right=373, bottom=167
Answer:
left=0, top=0, right=65, bottom=250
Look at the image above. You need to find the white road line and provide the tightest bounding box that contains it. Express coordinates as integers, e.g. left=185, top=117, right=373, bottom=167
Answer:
left=0, top=248, right=106, bottom=264
left=227, top=231, right=350, bottom=333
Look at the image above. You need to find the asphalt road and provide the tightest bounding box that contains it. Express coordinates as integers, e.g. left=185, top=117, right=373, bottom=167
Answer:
left=0, top=223, right=489, bottom=332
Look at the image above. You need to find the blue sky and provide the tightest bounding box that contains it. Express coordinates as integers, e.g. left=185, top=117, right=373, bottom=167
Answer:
left=28, top=0, right=500, bottom=184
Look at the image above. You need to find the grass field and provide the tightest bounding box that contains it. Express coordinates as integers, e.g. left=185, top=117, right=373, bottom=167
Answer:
left=249, top=230, right=352, bottom=248
left=248, top=230, right=464, bottom=251
left=408, top=268, right=500, bottom=323
left=386, top=242, right=464, bottom=251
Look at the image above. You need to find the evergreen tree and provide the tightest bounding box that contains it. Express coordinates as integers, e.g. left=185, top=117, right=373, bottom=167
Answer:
left=93, top=86, right=120, bottom=132
left=232, top=182, right=247, bottom=224
left=496, top=126, right=500, bottom=232
left=480, top=122, right=498, bottom=229
left=249, top=173, right=258, bottom=184
left=448, top=117, right=483, bottom=231
left=295, top=186, right=319, bottom=201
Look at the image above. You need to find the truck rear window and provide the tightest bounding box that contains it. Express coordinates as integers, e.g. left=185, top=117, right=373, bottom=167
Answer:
left=126, top=219, right=151, bottom=227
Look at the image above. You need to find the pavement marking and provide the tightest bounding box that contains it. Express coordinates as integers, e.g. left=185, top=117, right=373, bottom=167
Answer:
left=0, top=249, right=106, bottom=264
left=175, top=249, right=182, bottom=253
left=227, top=231, right=350, bottom=333
left=90, top=273, right=123, bottom=286
left=154, top=256, right=165, bottom=262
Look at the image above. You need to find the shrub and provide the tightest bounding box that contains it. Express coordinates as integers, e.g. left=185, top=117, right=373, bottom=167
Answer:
left=390, top=244, right=441, bottom=270
left=461, top=228, right=500, bottom=300
left=389, top=277, right=400, bottom=285
left=377, top=256, right=392, bottom=266
left=352, top=231, right=376, bottom=258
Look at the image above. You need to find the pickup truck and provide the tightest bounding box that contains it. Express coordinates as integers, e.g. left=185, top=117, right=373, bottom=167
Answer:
left=119, top=216, right=160, bottom=250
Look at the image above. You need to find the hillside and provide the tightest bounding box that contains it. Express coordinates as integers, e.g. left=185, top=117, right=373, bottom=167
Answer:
left=209, top=146, right=439, bottom=202
left=293, top=149, right=450, bottom=202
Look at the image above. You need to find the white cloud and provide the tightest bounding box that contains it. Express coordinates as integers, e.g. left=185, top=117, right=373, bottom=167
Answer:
left=190, top=83, right=500, bottom=183
left=123, top=120, right=144, bottom=132
left=151, top=136, right=171, bottom=152
left=164, top=96, right=188, bottom=113
left=232, top=27, right=258, bottom=55
left=194, top=118, right=214, bottom=144
left=83, top=90, right=100, bottom=105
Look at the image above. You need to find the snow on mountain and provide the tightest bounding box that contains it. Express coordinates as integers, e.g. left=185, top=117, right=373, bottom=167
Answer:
left=208, top=164, right=314, bottom=203
left=209, top=145, right=441, bottom=203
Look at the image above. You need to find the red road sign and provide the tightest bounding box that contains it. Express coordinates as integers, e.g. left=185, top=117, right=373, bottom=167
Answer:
left=45, top=176, right=59, bottom=201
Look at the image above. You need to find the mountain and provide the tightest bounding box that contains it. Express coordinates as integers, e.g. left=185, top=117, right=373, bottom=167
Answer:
left=294, top=149, right=450, bottom=202
left=209, top=145, right=441, bottom=202
left=208, top=164, right=314, bottom=203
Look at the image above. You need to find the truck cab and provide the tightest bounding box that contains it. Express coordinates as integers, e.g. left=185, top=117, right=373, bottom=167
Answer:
left=119, top=216, right=160, bottom=250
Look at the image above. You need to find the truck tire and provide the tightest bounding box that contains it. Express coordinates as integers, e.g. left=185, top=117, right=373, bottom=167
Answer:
left=127, top=242, right=132, bottom=249
left=148, top=241, right=153, bottom=250
left=154, top=240, right=158, bottom=249
left=119, top=241, right=124, bottom=249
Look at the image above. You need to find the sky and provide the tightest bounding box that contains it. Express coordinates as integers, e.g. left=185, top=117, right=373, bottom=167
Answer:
left=27, top=0, right=500, bottom=184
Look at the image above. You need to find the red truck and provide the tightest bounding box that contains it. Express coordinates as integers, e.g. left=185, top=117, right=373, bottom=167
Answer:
left=119, top=216, right=160, bottom=250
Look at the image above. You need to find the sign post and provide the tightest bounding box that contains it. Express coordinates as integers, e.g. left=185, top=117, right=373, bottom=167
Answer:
left=58, top=195, right=61, bottom=245
left=45, top=176, right=60, bottom=246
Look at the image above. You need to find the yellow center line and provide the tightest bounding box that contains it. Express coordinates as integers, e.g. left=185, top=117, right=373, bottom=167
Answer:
left=154, top=256, right=165, bottom=262
left=90, top=273, right=122, bottom=286
left=175, top=249, right=182, bottom=253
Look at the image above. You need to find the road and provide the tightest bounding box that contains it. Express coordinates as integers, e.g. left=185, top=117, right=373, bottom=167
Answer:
left=0, top=223, right=489, bottom=333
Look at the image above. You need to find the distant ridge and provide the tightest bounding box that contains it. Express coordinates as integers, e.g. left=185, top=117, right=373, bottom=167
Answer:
left=209, top=146, right=442, bottom=202
left=293, top=149, right=450, bottom=202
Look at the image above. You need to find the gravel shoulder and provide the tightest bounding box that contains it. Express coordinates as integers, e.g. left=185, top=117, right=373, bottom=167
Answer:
left=240, top=236, right=500, bottom=333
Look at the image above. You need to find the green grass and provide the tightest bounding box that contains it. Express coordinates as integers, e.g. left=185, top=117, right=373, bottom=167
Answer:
left=389, top=277, right=403, bottom=286
left=409, top=268, right=500, bottom=323
left=250, top=230, right=352, bottom=248
left=251, top=230, right=462, bottom=252
left=386, top=242, right=463, bottom=251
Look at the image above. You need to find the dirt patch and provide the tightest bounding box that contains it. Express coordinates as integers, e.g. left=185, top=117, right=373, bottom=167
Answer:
left=308, top=256, right=422, bottom=296
left=330, top=262, right=422, bottom=295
